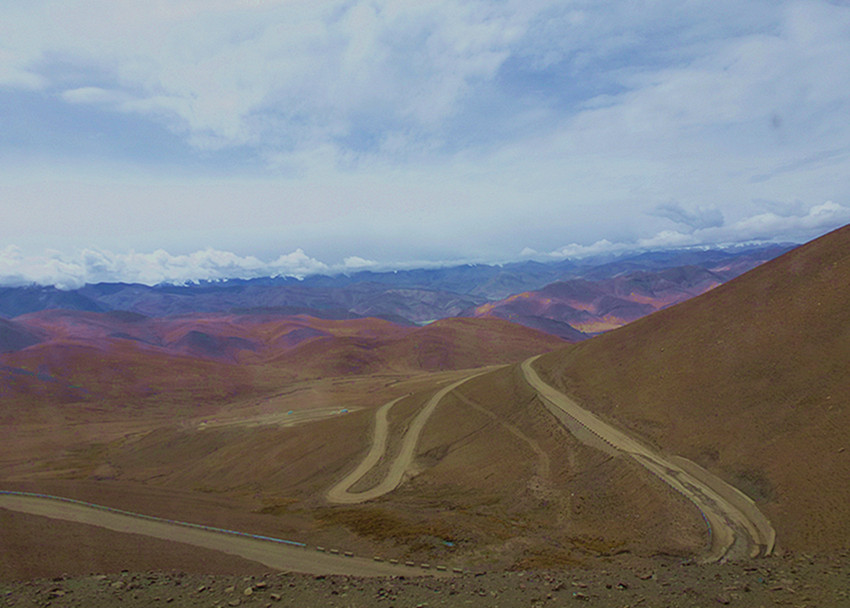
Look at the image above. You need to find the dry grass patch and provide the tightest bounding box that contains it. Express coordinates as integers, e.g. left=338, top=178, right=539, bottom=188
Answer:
left=316, top=507, right=459, bottom=544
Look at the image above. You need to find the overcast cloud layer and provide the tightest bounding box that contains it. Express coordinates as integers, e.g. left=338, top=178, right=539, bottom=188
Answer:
left=1, top=1, right=849, bottom=287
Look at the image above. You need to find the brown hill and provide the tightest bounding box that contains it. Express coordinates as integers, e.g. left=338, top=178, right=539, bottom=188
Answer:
left=10, top=310, right=412, bottom=364
left=534, top=225, right=850, bottom=553
left=383, top=317, right=566, bottom=371
left=473, top=265, right=726, bottom=337
left=0, top=340, right=261, bottom=420
left=0, top=312, right=563, bottom=418
left=269, top=317, right=565, bottom=376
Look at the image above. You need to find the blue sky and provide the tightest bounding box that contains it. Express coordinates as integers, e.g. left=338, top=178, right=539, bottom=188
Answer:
left=1, top=0, right=849, bottom=287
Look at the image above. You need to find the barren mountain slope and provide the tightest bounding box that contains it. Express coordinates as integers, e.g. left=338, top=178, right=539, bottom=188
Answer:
left=472, top=265, right=728, bottom=336
left=533, top=224, right=850, bottom=553
left=269, top=317, right=565, bottom=375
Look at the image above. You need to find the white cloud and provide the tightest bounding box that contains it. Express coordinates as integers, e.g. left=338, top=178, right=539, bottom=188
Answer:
left=0, top=246, right=330, bottom=289
left=342, top=256, right=378, bottom=270
left=1, top=201, right=846, bottom=289
left=0, top=1, right=849, bottom=268
left=5, top=0, right=816, bottom=161
left=61, top=86, right=131, bottom=105
left=651, top=202, right=725, bottom=231
left=0, top=63, right=44, bottom=90
left=0, top=0, right=539, bottom=155
left=535, top=202, right=850, bottom=260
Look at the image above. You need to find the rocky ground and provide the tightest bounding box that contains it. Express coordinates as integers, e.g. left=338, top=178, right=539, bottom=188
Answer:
left=2, top=552, right=848, bottom=608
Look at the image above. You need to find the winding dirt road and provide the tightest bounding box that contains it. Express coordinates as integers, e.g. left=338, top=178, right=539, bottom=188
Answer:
left=327, top=371, right=491, bottom=504
left=0, top=492, right=415, bottom=577
left=521, top=355, right=775, bottom=562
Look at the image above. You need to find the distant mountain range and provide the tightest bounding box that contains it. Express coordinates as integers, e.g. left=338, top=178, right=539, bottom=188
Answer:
left=0, top=244, right=792, bottom=341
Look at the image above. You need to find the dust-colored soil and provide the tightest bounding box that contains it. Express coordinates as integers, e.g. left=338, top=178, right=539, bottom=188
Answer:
left=0, top=493, right=413, bottom=577
left=522, top=355, right=774, bottom=562
left=2, top=553, right=849, bottom=607
left=0, top=508, right=266, bottom=581
left=326, top=368, right=496, bottom=504
left=324, top=364, right=709, bottom=567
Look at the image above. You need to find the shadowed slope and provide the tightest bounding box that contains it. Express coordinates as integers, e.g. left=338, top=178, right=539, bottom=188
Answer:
left=0, top=319, right=42, bottom=352
left=534, top=225, right=850, bottom=553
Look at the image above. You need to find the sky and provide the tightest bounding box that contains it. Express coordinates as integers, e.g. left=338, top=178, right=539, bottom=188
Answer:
left=1, top=0, right=850, bottom=288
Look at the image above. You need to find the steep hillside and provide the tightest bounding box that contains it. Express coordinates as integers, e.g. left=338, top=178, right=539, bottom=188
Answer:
left=473, top=265, right=727, bottom=336
left=534, top=225, right=850, bottom=553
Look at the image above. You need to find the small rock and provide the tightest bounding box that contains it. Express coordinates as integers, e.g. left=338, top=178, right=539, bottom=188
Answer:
left=269, top=593, right=281, bottom=601
left=225, top=586, right=236, bottom=593
left=572, top=591, right=589, bottom=601
left=228, top=600, right=241, bottom=607
left=716, top=592, right=731, bottom=605
left=244, top=587, right=254, bottom=596
left=196, top=585, right=206, bottom=593
left=111, top=581, right=125, bottom=590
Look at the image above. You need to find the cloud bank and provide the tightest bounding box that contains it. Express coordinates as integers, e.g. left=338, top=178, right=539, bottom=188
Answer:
left=0, top=2, right=848, bottom=270
left=2, top=0, right=849, bottom=167
left=524, top=201, right=850, bottom=260
left=2, top=203, right=845, bottom=290
left=0, top=246, right=333, bottom=290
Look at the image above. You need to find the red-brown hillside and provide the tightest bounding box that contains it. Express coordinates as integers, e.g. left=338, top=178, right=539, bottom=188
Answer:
left=267, top=316, right=565, bottom=376
left=474, top=266, right=726, bottom=336
left=535, top=224, right=850, bottom=553
left=1, top=340, right=259, bottom=420
left=1, top=311, right=564, bottom=418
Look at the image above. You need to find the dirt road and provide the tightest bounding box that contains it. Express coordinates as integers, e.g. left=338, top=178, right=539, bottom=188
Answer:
left=0, top=492, right=416, bottom=577
left=327, top=371, right=491, bottom=504
left=521, top=355, right=775, bottom=562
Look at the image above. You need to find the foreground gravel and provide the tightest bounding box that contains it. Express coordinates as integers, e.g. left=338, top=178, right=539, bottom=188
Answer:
left=2, top=552, right=848, bottom=608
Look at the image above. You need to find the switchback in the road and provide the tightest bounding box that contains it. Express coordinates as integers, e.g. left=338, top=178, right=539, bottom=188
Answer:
left=327, top=370, right=492, bottom=504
